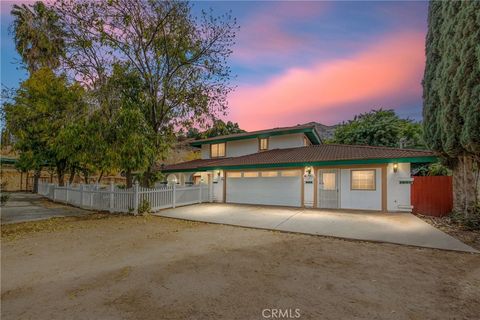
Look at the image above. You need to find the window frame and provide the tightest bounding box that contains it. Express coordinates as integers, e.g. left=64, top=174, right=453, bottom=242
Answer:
left=258, top=137, right=269, bottom=151
left=350, top=169, right=376, bottom=191
left=210, top=142, right=226, bottom=158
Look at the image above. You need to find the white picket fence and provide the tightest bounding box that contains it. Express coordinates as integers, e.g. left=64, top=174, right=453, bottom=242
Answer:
left=38, top=181, right=211, bottom=214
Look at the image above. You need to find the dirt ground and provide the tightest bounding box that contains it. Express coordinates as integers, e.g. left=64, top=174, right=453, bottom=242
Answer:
left=2, top=213, right=480, bottom=320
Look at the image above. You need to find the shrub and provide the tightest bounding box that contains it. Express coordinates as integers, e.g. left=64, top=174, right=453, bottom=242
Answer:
left=137, top=199, right=151, bottom=215
left=450, top=206, right=480, bottom=231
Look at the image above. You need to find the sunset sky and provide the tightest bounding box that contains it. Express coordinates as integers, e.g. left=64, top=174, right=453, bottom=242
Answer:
left=0, top=1, right=428, bottom=130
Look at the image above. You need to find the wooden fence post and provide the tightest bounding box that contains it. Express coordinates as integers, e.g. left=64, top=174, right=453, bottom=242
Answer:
left=199, top=184, right=202, bottom=203
left=172, top=184, right=176, bottom=208
left=90, top=185, right=94, bottom=208
left=80, top=184, right=84, bottom=207
left=53, top=185, right=57, bottom=202
left=66, top=182, right=70, bottom=204
left=109, top=182, right=114, bottom=213
left=133, top=181, right=139, bottom=215
left=208, top=177, right=213, bottom=203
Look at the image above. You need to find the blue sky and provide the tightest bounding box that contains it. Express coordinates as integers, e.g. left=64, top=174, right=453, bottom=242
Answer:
left=1, top=1, right=429, bottom=130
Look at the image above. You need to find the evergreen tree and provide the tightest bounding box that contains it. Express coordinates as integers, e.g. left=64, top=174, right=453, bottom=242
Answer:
left=422, top=1, right=480, bottom=216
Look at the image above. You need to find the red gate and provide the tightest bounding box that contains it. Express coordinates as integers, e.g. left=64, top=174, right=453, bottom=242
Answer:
left=411, top=176, right=453, bottom=217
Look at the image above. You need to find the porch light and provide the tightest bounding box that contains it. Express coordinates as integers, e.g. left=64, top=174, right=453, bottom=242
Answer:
left=393, top=163, right=398, bottom=173
left=305, top=166, right=313, bottom=176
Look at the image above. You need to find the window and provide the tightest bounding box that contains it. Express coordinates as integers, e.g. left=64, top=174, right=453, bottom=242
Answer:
left=261, top=171, right=278, bottom=177
left=243, top=172, right=259, bottom=178
left=281, top=170, right=300, bottom=177
left=259, top=137, right=269, bottom=151
left=210, top=143, right=225, bottom=158
left=227, top=172, right=241, bottom=178
left=351, top=170, right=376, bottom=190
left=322, top=173, right=336, bottom=190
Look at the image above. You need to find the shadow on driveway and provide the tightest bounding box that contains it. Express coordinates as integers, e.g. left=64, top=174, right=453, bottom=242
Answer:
left=1, top=193, right=89, bottom=224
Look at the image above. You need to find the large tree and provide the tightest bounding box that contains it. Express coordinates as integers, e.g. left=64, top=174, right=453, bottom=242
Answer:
left=331, top=109, right=423, bottom=149
left=8, top=1, right=66, bottom=191
left=3, top=68, right=86, bottom=187
left=54, top=0, right=237, bottom=185
left=11, top=1, right=65, bottom=73
left=423, top=1, right=480, bottom=216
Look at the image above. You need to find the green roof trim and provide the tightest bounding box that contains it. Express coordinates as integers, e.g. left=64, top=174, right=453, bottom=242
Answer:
left=190, top=127, right=321, bottom=147
left=161, top=156, right=437, bottom=173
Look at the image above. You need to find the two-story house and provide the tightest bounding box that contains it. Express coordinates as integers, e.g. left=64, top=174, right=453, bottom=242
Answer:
left=160, top=123, right=436, bottom=212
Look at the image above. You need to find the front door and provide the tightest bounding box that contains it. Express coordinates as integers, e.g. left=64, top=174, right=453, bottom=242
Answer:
left=318, top=169, right=339, bottom=209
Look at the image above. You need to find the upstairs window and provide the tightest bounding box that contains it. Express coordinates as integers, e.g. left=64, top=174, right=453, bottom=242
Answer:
left=259, top=137, right=269, bottom=151
left=210, top=143, right=226, bottom=158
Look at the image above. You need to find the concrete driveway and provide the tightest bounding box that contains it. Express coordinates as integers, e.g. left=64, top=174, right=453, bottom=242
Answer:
left=156, top=203, right=478, bottom=253
left=1, top=193, right=89, bottom=224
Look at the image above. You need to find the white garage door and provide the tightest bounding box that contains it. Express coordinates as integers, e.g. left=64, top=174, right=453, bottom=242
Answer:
left=226, top=170, right=302, bottom=207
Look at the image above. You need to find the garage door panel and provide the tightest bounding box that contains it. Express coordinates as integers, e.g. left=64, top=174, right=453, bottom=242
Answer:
left=226, top=171, right=301, bottom=207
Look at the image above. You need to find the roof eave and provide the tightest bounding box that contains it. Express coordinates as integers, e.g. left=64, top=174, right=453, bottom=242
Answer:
left=189, top=127, right=320, bottom=147
left=202, top=156, right=437, bottom=171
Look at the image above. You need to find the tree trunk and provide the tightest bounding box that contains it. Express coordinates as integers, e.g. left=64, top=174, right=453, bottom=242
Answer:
left=33, top=169, right=41, bottom=193
left=142, top=166, right=154, bottom=188
left=68, top=167, right=76, bottom=185
left=452, top=155, right=478, bottom=217
left=57, top=171, right=65, bottom=186
left=83, top=170, right=89, bottom=184
left=125, top=169, right=133, bottom=189
left=97, top=170, right=104, bottom=184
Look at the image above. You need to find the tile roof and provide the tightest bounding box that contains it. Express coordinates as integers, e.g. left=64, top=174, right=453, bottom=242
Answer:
left=190, top=123, right=320, bottom=146
left=161, top=144, right=435, bottom=172
left=157, top=158, right=230, bottom=172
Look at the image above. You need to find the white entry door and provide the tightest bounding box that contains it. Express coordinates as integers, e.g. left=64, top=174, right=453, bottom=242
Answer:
left=318, top=169, right=339, bottom=209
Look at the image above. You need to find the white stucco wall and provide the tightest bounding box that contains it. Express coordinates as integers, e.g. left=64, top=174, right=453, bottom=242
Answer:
left=339, top=168, right=382, bottom=210
left=304, top=174, right=314, bottom=207
left=269, top=133, right=306, bottom=149
left=200, top=134, right=308, bottom=159
left=386, top=163, right=411, bottom=211
left=226, top=139, right=259, bottom=157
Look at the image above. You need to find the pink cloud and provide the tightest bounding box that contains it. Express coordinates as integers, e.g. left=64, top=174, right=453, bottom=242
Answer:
left=228, top=31, right=426, bottom=130
left=233, top=2, right=329, bottom=62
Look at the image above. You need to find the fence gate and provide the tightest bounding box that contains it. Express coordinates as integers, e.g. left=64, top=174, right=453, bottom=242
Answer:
left=411, top=176, right=453, bottom=217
